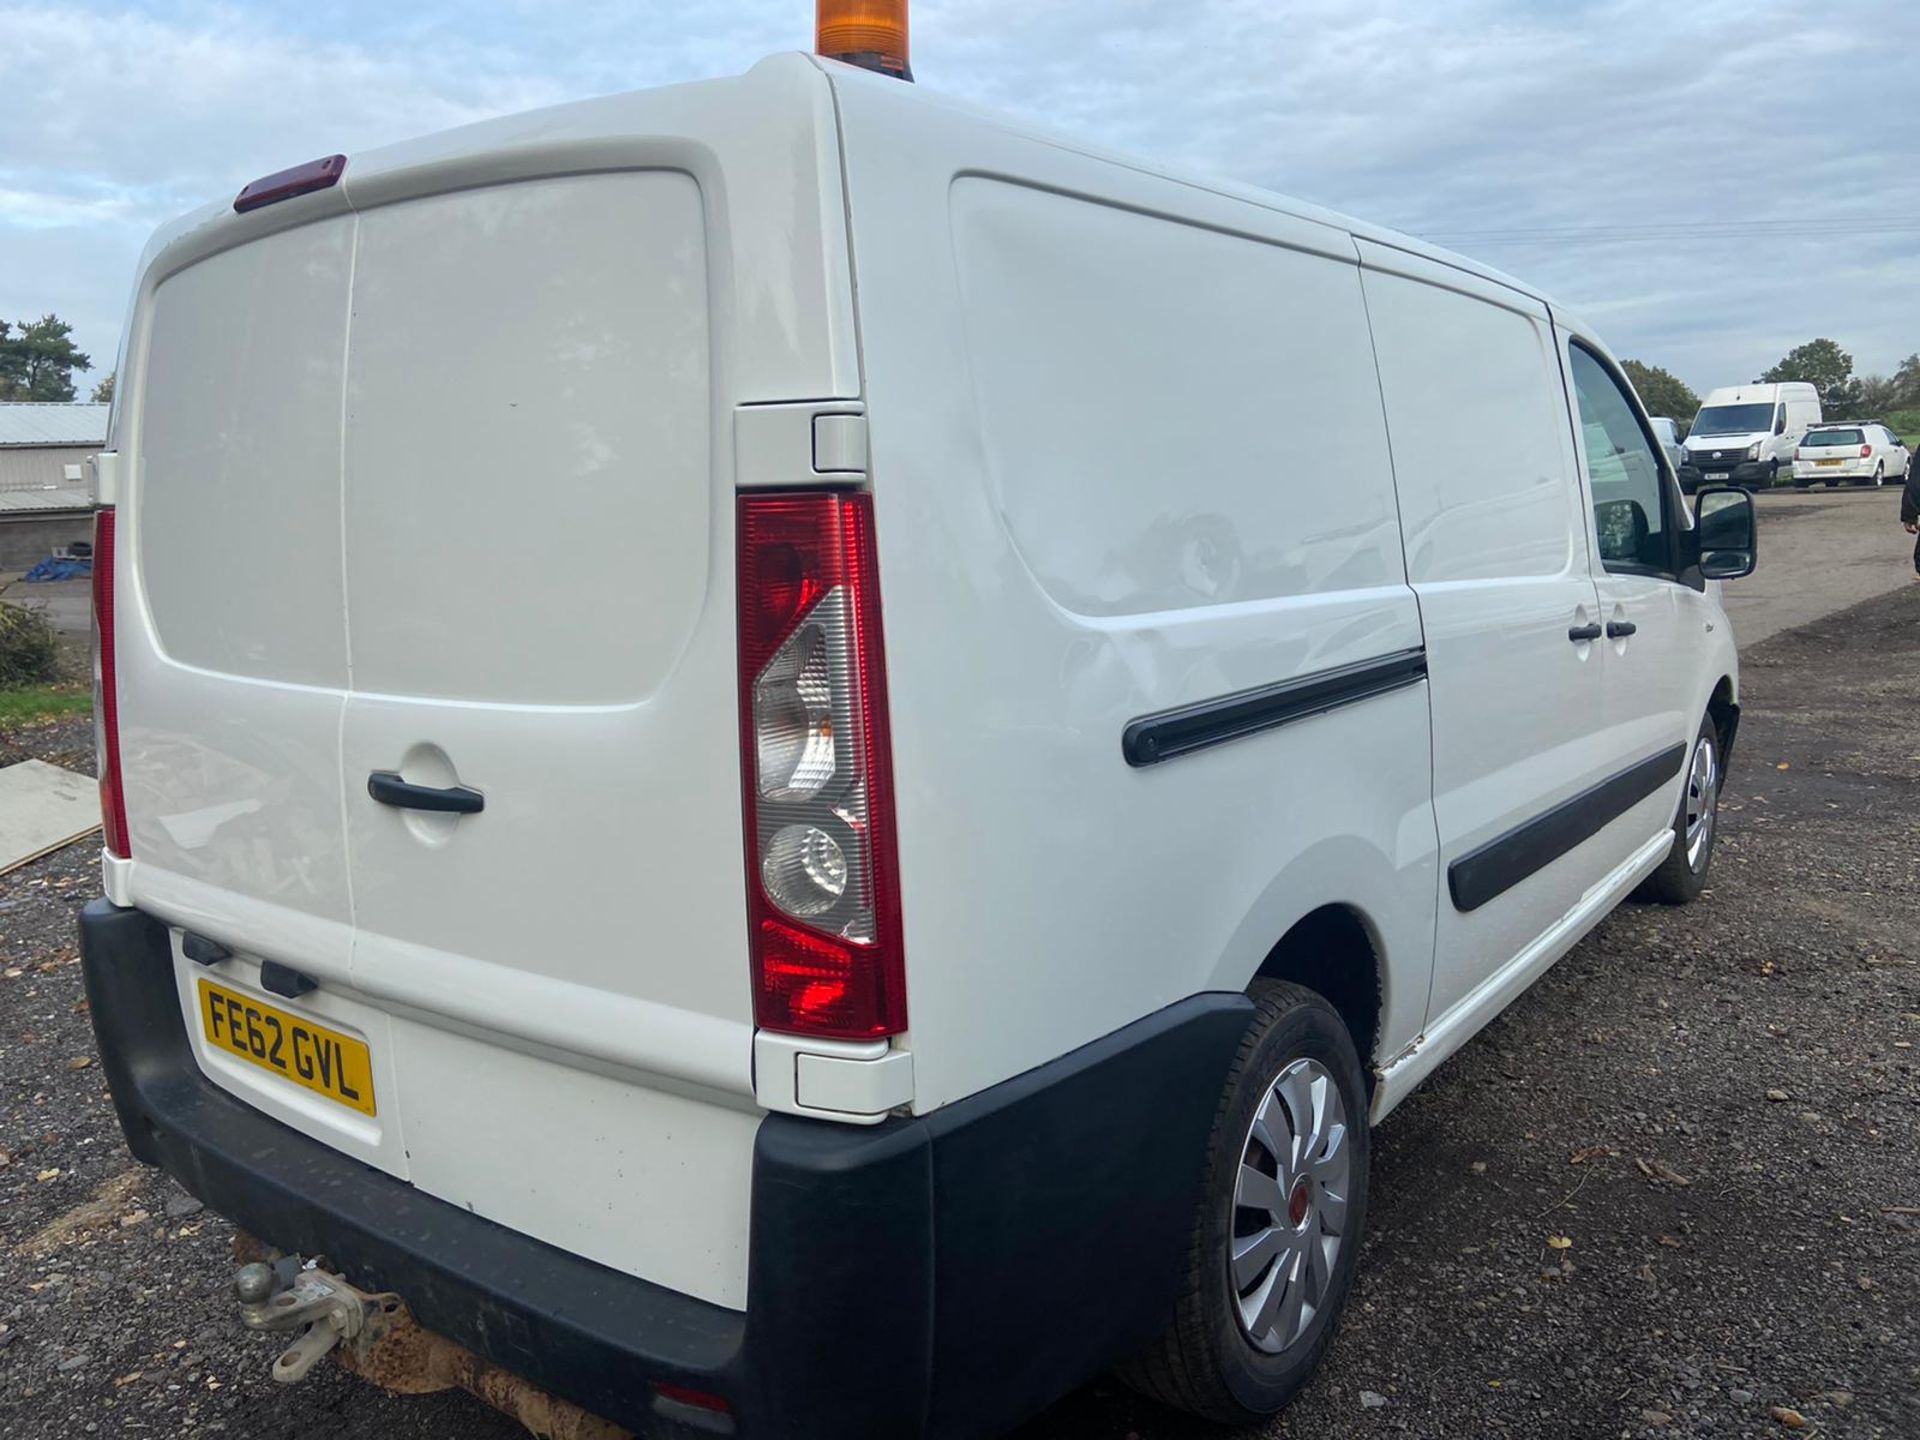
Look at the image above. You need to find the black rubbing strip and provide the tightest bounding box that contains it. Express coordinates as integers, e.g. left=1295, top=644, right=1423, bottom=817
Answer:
left=1448, top=743, right=1689, bottom=913
left=1122, top=648, right=1428, bottom=768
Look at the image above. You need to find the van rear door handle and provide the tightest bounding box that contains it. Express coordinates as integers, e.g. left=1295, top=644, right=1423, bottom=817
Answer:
left=1567, top=623, right=1603, bottom=643
left=1606, top=620, right=1637, bottom=639
left=367, top=771, right=484, bottom=815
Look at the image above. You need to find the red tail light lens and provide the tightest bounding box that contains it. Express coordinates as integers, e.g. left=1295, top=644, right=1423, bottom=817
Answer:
left=737, top=492, right=905, bottom=1039
left=91, top=508, right=130, bottom=859
left=655, top=1382, right=731, bottom=1415
left=1861, top=444, right=1873, bottom=458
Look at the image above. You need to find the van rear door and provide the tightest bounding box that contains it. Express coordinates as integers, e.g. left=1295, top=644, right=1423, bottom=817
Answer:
left=114, top=55, right=862, bottom=1309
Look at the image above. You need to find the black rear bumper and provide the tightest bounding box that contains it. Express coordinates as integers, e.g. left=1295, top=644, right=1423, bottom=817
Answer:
left=80, top=899, right=1249, bottom=1439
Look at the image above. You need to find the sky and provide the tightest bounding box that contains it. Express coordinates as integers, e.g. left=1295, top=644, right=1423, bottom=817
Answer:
left=2, top=0, right=1916, bottom=397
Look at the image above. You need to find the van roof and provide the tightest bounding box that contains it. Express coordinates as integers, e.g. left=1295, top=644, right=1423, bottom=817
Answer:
left=135, top=53, right=1570, bottom=337
left=816, top=57, right=1565, bottom=313
left=1700, top=382, right=1819, bottom=405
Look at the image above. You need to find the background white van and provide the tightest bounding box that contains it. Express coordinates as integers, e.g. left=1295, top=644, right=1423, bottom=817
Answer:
left=78, top=48, right=1756, bottom=1439
left=1680, top=381, right=1822, bottom=489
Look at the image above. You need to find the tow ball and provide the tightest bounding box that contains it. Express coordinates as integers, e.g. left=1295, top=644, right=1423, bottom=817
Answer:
left=228, top=1241, right=635, bottom=1438
left=232, top=1254, right=393, bottom=1383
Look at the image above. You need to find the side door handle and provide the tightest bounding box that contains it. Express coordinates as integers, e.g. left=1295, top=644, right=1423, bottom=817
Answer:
left=367, top=771, right=484, bottom=815
left=1606, top=620, right=1637, bottom=639
left=1567, top=623, right=1603, bottom=643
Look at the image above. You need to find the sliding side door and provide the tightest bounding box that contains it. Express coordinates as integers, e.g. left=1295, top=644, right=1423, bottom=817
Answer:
left=1359, top=243, right=1612, bottom=1028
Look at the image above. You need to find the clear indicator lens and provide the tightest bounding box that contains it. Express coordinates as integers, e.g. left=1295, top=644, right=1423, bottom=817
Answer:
left=753, top=608, right=839, bottom=801
left=761, top=823, right=849, bottom=919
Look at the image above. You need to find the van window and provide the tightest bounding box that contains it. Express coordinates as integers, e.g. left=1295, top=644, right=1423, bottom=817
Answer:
left=1690, top=403, right=1773, bottom=436
left=1773, top=403, right=1786, bottom=436
left=1568, top=345, right=1669, bottom=575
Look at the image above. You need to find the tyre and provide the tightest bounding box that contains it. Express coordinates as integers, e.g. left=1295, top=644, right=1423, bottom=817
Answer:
left=1872, top=464, right=1885, bottom=488
left=1635, top=713, right=1722, bottom=905
left=1118, top=982, right=1370, bottom=1424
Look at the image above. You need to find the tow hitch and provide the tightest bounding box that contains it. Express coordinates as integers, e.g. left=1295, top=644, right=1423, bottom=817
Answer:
left=230, top=1239, right=631, bottom=1439
left=233, top=1253, right=383, bottom=1382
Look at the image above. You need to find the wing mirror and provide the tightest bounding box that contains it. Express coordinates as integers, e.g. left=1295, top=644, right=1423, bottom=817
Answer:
left=1693, top=486, right=1756, bottom=579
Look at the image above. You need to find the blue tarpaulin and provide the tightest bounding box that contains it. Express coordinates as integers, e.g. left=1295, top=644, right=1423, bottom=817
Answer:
left=22, top=557, right=90, bottom=582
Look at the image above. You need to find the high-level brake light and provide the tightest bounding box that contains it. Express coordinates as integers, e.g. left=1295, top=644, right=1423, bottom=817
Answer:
left=737, top=492, right=906, bottom=1040
left=233, top=155, right=346, bottom=214
left=816, top=0, right=912, bottom=81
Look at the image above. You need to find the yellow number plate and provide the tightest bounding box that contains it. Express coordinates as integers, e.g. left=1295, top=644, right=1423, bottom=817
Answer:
left=197, top=979, right=376, bottom=1116
left=1815, top=458, right=1842, bottom=467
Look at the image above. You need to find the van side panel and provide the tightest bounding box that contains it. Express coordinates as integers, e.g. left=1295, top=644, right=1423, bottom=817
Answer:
left=951, top=178, right=1403, bottom=617
left=832, top=74, right=1437, bottom=1111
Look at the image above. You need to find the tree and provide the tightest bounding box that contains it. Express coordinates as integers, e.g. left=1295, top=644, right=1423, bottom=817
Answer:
left=1856, top=373, right=1899, bottom=417
left=1890, top=352, right=1920, bottom=410
left=1620, top=360, right=1699, bottom=430
left=1758, top=338, right=1861, bottom=418
left=0, top=315, right=92, bottom=402
left=91, top=372, right=115, bottom=404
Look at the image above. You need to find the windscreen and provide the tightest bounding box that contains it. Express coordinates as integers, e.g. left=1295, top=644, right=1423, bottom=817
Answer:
left=1691, top=403, right=1774, bottom=436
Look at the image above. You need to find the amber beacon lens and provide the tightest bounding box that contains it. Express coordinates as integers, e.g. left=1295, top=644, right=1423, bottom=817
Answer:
left=816, top=0, right=912, bottom=79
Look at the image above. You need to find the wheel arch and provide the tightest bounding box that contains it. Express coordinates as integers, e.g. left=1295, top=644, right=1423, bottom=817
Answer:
left=1252, top=904, right=1384, bottom=1095
left=1706, top=673, right=1740, bottom=766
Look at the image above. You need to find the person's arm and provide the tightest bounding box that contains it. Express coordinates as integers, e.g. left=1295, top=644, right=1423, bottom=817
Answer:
left=1903, top=467, right=1920, bottom=529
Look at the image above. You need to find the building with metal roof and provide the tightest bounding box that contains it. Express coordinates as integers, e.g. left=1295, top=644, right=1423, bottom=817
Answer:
left=0, top=403, right=106, bottom=571
left=0, top=402, right=110, bottom=450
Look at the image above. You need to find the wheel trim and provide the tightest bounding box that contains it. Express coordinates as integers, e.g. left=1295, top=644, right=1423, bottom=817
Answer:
left=1683, top=733, right=1718, bottom=871
left=1230, top=1057, right=1350, bottom=1355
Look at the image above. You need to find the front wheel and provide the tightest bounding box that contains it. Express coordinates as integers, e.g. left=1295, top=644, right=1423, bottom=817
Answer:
left=1635, top=714, right=1722, bottom=905
left=1118, top=982, right=1370, bottom=1424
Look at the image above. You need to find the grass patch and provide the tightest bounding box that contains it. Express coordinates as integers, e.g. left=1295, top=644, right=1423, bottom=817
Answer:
left=0, top=684, right=91, bottom=729
left=1884, top=407, right=1920, bottom=451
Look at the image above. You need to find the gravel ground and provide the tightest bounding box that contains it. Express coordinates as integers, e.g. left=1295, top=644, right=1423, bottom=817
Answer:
left=2, top=585, right=1916, bottom=1440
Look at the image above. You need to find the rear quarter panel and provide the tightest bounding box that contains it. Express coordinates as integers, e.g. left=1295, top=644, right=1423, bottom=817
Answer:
left=831, top=72, right=1438, bottom=1110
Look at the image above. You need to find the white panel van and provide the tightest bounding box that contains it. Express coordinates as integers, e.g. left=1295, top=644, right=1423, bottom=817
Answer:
left=1679, top=381, right=1822, bottom=490
left=79, top=44, right=1758, bottom=1438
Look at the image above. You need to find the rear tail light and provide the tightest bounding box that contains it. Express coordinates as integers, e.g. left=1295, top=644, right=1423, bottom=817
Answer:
left=737, top=492, right=905, bottom=1039
left=655, top=1382, right=731, bottom=1416
left=91, top=508, right=130, bottom=859
left=1861, top=444, right=1873, bottom=458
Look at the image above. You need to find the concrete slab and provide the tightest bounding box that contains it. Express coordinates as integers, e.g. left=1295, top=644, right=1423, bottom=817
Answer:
left=0, top=759, right=99, bottom=874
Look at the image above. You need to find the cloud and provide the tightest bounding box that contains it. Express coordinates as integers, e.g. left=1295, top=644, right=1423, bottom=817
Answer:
left=2, top=0, right=1915, bottom=390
